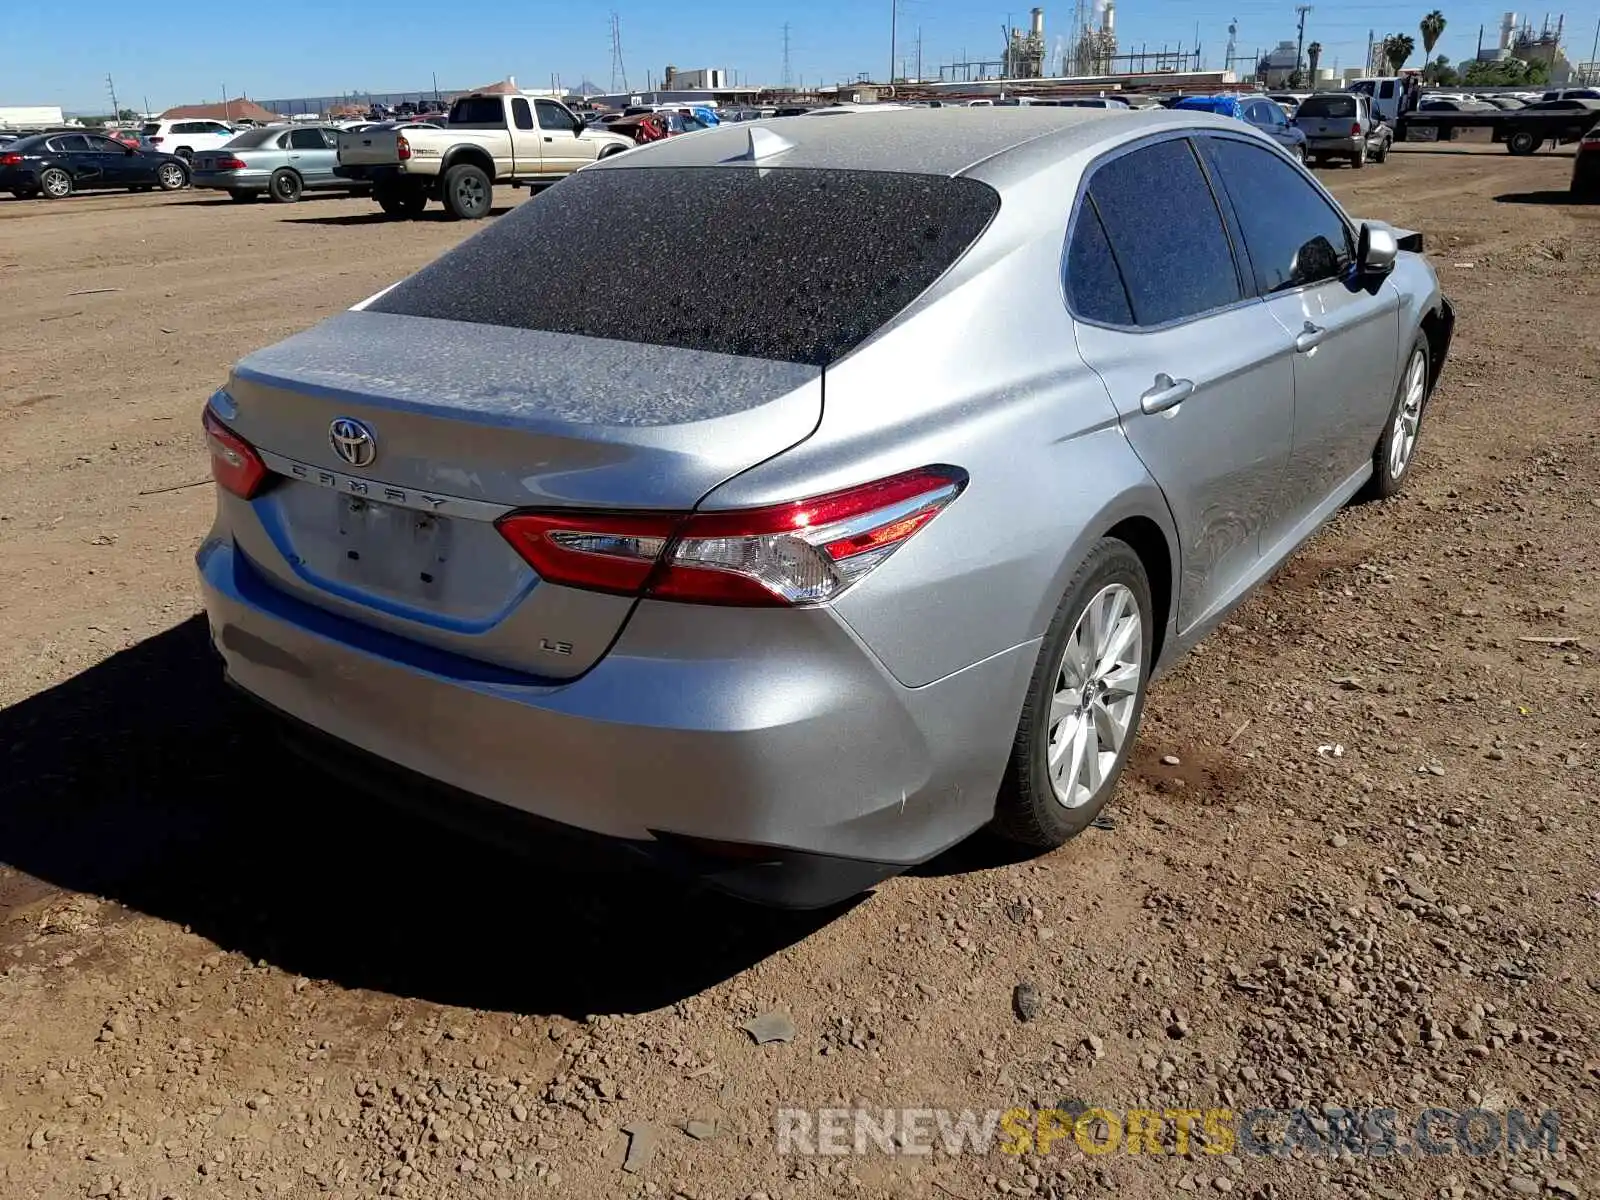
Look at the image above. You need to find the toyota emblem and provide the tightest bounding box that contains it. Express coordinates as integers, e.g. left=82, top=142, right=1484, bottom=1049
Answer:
left=329, top=417, right=377, bottom=468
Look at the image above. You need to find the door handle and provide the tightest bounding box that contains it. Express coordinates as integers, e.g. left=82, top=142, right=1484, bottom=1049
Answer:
left=1140, top=373, right=1194, bottom=415
left=1295, top=321, right=1327, bottom=353
left=543, top=136, right=553, bottom=142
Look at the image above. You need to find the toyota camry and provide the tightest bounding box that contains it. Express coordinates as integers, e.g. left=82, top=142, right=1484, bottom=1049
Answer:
left=197, top=108, right=1454, bottom=907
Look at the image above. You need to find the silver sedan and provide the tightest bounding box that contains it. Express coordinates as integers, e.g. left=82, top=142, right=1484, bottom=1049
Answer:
left=196, top=109, right=1453, bottom=906
left=190, top=125, right=368, bottom=203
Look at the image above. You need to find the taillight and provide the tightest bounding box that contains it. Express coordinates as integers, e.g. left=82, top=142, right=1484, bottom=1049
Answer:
left=0, top=153, right=19, bottom=166
left=147, top=136, right=163, bottom=144
left=202, top=409, right=268, bottom=499
left=1351, top=122, right=1362, bottom=136
left=215, top=156, right=248, bottom=170
left=1582, top=132, right=1600, bottom=148
left=496, top=466, right=967, bottom=606
left=396, top=135, right=411, bottom=160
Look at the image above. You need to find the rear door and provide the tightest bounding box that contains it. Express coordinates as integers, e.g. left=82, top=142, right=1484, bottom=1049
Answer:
left=85, top=134, right=134, bottom=185
left=1068, top=134, right=1297, bottom=633
left=50, top=135, right=102, bottom=187
left=508, top=98, right=544, bottom=174
left=287, top=126, right=336, bottom=186
left=535, top=99, right=588, bottom=172
left=1198, top=133, right=1401, bottom=543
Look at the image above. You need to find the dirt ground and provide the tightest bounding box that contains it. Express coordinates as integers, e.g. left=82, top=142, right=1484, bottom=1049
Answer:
left=1, top=147, right=1596, bottom=1200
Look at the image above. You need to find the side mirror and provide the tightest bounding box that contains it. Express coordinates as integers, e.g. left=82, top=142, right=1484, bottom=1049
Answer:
left=1357, top=222, right=1399, bottom=277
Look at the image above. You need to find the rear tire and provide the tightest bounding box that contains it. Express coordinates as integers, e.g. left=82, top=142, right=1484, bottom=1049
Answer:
left=1352, top=143, right=1367, bottom=169
left=1507, top=129, right=1539, bottom=155
left=1358, top=334, right=1431, bottom=503
left=269, top=169, right=302, bottom=203
left=992, top=538, right=1154, bottom=849
left=441, top=163, right=492, bottom=220
left=39, top=168, right=72, bottom=199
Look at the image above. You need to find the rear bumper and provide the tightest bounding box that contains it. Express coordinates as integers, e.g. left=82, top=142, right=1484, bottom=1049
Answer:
left=1304, top=135, right=1363, bottom=152
left=197, top=536, right=1035, bottom=906
left=334, top=164, right=407, bottom=182
left=191, top=170, right=271, bottom=191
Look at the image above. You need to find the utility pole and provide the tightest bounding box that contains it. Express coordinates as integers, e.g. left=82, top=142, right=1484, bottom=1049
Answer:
left=889, top=0, right=898, bottom=84
left=916, top=27, right=923, bottom=81
left=105, top=74, right=120, bottom=121
left=1588, top=16, right=1599, bottom=84
left=221, top=83, right=229, bottom=121
left=1294, top=5, right=1312, bottom=84
left=782, top=22, right=793, bottom=89
left=432, top=71, right=440, bottom=105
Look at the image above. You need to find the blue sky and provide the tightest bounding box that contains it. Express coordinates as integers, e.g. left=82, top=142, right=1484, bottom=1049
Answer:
left=9, top=0, right=1598, bottom=112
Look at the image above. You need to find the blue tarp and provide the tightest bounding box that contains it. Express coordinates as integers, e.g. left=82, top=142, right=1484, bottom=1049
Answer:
left=1172, top=95, right=1247, bottom=118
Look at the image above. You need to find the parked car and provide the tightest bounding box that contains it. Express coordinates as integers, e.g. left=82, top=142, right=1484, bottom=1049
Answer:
left=335, top=92, right=633, bottom=219
left=1, top=131, right=189, bottom=198
left=103, top=127, right=143, bottom=147
left=1344, top=76, right=1407, bottom=123
left=1419, top=97, right=1497, bottom=112
left=1481, top=96, right=1527, bottom=110
left=1268, top=92, right=1309, bottom=118
left=197, top=108, right=1454, bottom=907
left=1294, top=92, right=1392, bottom=167
left=1051, top=97, right=1131, bottom=108
left=139, top=118, right=238, bottom=161
left=1572, top=126, right=1600, bottom=198
left=1542, top=88, right=1600, bottom=102
left=191, top=125, right=369, bottom=203
left=1172, top=94, right=1308, bottom=159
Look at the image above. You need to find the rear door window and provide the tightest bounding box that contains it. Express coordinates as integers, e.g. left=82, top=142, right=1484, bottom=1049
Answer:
left=511, top=98, right=534, bottom=130
left=1199, top=135, right=1353, bottom=293
left=289, top=127, right=327, bottom=150
left=1082, top=137, right=1242, bottom=326
left=370, top=167, right=1001, bottom=366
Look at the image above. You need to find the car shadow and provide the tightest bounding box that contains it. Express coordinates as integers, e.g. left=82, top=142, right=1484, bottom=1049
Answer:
left=0, top=617, right=841, bottom=1016
left=179, top=192, right=373, bottom=208
left=1494, top=190, right=1583, bottom=205
left=288, top=206, right=517, bottom=227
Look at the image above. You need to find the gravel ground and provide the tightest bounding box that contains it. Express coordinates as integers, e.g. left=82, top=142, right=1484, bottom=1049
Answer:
left=0, top=147, right=1596, bottom=1200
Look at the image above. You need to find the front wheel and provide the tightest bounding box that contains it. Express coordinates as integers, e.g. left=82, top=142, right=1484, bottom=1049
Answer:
left=156, top=162, right=187, bottom=191
left=441, top=163, right=492, bottom=220
left=39, top=168, right=72, bottom=199
left=1372, top=138, right=1390, bottom=164
left=1358, top=335, right=1430, bottom=502
left=269, top=169, right=302, bottom=203
left=992, top=538, right=1153, bottom=848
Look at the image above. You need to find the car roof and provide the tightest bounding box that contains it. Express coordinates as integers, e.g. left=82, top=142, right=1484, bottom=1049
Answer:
left=587, top=107, right=1240, bottom=185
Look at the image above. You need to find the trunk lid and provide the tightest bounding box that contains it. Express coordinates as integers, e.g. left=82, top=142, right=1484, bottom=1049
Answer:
left=338, top=127, right=402, bottom=167
left=220, top=309, right=822, bottom=679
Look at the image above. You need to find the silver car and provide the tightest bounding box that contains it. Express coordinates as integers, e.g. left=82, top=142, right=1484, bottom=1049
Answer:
left=190, top=125, right=366, bottom=203
left=197, top=109, right=1454, bottom=906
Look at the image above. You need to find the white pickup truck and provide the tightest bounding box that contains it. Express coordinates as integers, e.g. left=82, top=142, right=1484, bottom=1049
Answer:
left=335, top=93, right=635, bottom=219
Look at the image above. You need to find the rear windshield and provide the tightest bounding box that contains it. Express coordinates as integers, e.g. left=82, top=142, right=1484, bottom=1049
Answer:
left=1297, top=96, right=1357, bottom=118
left=225, top=127, right=287, bottom=148
left=371, top=167, right=1001, bottom=367
left=141, top=122, right=160, bottom=135
left=450, top=97, right=505, bottom=125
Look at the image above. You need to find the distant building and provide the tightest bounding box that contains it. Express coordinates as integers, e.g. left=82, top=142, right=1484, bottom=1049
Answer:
left=1258, top=40, right=1301, bottom=88
left=0, top=104, right=65, bottom=127
left=663, top=67, right=729, bottom=89
left=159, top=98, right=279, bottom=124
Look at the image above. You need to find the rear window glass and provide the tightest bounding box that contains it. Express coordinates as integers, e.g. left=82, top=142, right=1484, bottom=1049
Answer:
left=371, top=167, right=1001, bottom=367
left=226, top=128, right=287, bottom=148
left=1297, top=96, right=1356, bottom=119
left=141, top=122, right=160, bottom=135
left=450, top=97, right=505, bottom=125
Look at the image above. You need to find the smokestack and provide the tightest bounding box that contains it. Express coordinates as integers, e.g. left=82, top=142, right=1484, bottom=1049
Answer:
left=1102, top=0, right=1115, bottom=35
left=1030, top=7, right=1044, bottom=37
left=1499, top=12, right=1516, bottom=51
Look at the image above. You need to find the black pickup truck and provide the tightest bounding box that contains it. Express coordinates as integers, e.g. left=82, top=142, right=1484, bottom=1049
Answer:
left=1397, top=97, right=1600, bottom=155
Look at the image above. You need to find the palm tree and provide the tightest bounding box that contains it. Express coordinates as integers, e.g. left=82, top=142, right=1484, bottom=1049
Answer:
left=1383, top=32, right=1416, bottom=73
left=1420, top=11, right=1447, bottom=80
left=1307, top=41, right=1323, bottom=78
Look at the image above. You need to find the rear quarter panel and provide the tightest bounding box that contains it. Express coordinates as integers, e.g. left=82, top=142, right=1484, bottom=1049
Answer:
left=700, top=163, right=1180, bottom=688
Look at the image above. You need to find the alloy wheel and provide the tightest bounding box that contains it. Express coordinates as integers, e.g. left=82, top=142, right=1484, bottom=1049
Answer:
left=1389, top=349, right=1427, bottom=479
left=456, top=174, right=487, bottom=212
left=158, top=164, right=184, bottom=189
left=42, top=170, right=70, bottom=197
left=1046, top=583, right=1143, bottom=809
